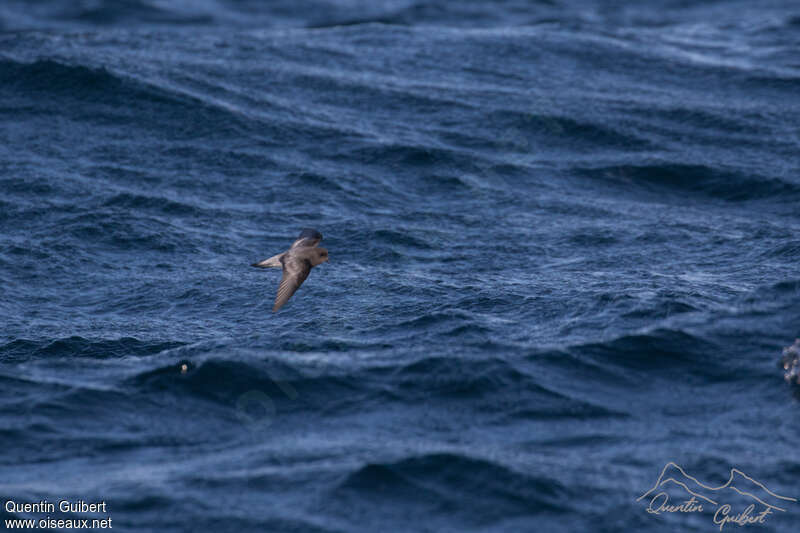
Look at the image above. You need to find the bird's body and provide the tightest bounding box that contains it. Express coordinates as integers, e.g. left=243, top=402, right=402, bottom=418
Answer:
left=252, top=229, right=328, bottom=312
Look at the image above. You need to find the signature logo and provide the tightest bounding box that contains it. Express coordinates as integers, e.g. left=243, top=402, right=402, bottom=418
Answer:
left=637, top=462, right=797, bottom=530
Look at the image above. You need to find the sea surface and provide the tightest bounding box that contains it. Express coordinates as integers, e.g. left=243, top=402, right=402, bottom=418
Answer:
left=1, top=1, right=799, bottom=532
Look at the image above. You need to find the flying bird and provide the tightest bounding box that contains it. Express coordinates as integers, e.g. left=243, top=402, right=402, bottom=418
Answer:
left=252, top=228, right=329, bottom=312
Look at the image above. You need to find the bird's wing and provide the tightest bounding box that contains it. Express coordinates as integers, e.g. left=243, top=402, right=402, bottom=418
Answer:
left=290, top=228, right=322, bottom=249
left=251, top=252, right=283, bottom=268
left=273, top=254, right=312, bottom=312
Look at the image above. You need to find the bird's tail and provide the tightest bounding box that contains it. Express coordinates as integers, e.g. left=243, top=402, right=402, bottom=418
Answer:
left=251, top=253, right=283, bottom=268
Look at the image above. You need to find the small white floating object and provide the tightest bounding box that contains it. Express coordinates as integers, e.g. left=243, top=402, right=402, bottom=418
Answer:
left=781, top=339, right=800, bottom=385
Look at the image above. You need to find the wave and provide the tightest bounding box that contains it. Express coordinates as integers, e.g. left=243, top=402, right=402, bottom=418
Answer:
left=0, top=58, right=155, bottom=103
left=4, top=0, right=794, bottom=34
left=0, top=58, right=267, bottom=140
left=0, top=55, right=440, bottom=157
left=759, top=241, right=800, bottom=261
left=305, top=1, right=562, bottom=29
left=565, top=328, right=744, bottom=385
left=622, top=300, right=699, bottom=320
left=99, top=191, right=242, bottom=221
left=770, top=279, right=800, bottom=293
left=0, top=336, right=183, bottom=362
left=485, top=108, right=653, bottom=151
left=49, top=210, right=198, bottom=254
left=125, top=353, right=626, bottom=424
left=70, top=0, right=214, bottom=26
left=344, top=142, right=477, bottom=174
left=386, top=355, right=621, bottom=418
left=576, top=163, right=800, bottom=202
left=131, top=357, right=306, bottom=403
left=0, top=0, right=215, bottom=30
left=102, top=192, right=205, bottom=217
left=335, top=452, right=572, bottom=516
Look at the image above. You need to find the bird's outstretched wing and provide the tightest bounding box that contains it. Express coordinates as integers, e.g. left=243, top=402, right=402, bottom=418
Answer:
left=273, top=255, right=312, bottom=311
left=251, top=252, right=283, bottom=268
left=290, top=228, right=322, bottom=249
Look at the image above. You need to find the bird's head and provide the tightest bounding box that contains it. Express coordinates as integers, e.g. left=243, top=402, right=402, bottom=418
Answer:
left=313, top=248, right=329, bottom=266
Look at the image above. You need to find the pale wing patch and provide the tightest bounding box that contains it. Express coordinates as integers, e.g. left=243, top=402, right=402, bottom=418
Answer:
left=252, top=253, right=283, bottom=268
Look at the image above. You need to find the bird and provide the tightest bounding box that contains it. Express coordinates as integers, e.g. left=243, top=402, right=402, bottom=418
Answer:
left=252, top=228, right=329, bottom=312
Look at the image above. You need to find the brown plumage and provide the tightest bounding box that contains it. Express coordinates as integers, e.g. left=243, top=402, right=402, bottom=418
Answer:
left=252, top=229, right=328, bottom=312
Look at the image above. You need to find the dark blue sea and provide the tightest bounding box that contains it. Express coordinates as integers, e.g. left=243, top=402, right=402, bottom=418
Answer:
left=1, top=1, right=799, bottom=531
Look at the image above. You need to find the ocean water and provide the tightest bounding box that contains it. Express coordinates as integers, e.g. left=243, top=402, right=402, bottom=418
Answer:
left=1, top=1, right=799, bottom=531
